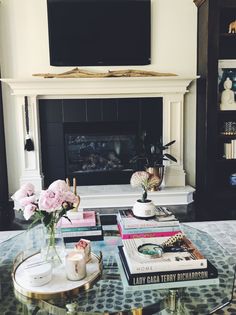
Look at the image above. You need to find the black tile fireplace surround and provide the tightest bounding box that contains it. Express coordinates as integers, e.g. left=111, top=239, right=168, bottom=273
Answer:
left=39, top=97, right=162, bottom=187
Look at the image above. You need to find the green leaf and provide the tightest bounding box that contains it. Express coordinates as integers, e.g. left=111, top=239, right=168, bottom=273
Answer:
left=164, top=140, right=176, bottom=147
left=164, top=153, right=177, bottom=162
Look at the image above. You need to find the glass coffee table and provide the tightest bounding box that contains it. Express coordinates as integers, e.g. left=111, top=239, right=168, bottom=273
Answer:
left=0, top=224, right=235, bottom=315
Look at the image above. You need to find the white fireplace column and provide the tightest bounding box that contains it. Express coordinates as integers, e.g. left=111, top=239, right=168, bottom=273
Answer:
left=1, top=76, right=196, bottom=191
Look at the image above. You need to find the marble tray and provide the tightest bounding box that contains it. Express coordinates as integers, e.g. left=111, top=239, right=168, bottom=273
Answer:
left=12, top=251, right=102, bottom=300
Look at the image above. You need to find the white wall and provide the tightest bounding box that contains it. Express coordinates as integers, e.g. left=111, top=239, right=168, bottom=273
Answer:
left=0, top=0, right=197, bottom=194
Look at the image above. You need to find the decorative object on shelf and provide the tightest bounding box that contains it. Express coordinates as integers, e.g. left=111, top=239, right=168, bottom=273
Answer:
left=228, top=20, right=236, bottom=33
left=221, top=121, right=236, bottom=135
left=12, top=180, right=79, bottom=266
left=146, top=166, right=165, bottom=191
left=33, top=67, right=177, bottom=79
left=229, top=173, right=236, bottom=186
left=130, top=171, right=159, bottom=218
left=220, top=77, right=236, bottom=110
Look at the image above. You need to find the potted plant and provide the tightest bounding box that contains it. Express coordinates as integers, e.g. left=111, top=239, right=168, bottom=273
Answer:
left=130, top=133, right=177, bottom=190
left=130, top=171, right=160, bottom=218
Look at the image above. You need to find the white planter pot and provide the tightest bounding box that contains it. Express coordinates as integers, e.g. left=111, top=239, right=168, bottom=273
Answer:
left=132, top=200, right=156, bottom=218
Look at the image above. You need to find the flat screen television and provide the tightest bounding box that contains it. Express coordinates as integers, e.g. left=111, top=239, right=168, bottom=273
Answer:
left=47, top=0, right=151, bottom=66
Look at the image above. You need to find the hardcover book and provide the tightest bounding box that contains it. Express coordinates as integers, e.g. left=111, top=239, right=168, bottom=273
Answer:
left=64, top=233, right=104, bottom=243
left=117, top=217, right=181, bottom=233
left=122, top=235, right=207, bottom=273
left=61, top=212, right=103, bottom=242
left=117, top=223, right=181, bottom=239
left=59, top=211, right=96, bottom=228
left=118, top=246, right=218, bottom=286
left=117, top=209, right=179, bottom=229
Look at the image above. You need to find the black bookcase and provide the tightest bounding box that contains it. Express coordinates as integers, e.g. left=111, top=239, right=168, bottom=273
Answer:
left=195, top=0, right=236, bottom=220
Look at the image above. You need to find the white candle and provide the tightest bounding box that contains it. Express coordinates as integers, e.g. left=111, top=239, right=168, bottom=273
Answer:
left=65, top=251, right=86, bottom=281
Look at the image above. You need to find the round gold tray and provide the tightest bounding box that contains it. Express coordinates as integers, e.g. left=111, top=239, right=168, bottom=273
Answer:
left=12, top=250, right=102, bottom=300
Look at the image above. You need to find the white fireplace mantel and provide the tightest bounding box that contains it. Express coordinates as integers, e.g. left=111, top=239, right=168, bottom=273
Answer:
left=1, top=75, right=197, bottom=205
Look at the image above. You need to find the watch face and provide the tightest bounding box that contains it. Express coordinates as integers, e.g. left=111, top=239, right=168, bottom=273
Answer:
left=137, top=243, right=163, bottom=258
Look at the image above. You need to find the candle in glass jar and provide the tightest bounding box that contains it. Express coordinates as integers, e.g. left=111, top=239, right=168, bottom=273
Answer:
left=65, top=251, right=86, bottom=281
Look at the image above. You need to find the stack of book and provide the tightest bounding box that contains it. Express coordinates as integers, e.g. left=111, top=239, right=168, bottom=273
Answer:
left=117, top=208, right=181, bottom=239
left=118, top=235, right=218, bottom=288
left=59, top=211, right=103, bottom=243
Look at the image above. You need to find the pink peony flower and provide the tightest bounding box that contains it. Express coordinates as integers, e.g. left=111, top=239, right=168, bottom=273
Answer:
left=48, top=180, right=69, bottom=193
left=11, top=183, right=35, bottom=202
left=11, top=189, right=28, bottom=202
left=23, top=204, right=37, bottom=220
left=21, top=183, right=35, bottom=196
left=20, top=195, right=37, bottom=207
left=39, top=189, right=64, bottom=212
left=64, top=191, right=79, bottom=204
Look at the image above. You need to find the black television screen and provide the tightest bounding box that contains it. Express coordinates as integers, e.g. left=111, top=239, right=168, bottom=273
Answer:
left=47, top=0, right=151, bottom=66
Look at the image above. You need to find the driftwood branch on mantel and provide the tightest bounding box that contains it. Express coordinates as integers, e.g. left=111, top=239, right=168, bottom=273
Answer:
left=193, top=0, right=206, bottom=7
left=33, top=67, right=177, bottom=79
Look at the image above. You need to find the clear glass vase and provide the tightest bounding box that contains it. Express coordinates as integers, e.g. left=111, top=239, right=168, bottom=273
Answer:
left=41, top=222, right=65, bottom=267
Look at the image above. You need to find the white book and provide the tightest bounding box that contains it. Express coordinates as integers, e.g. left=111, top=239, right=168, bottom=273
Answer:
left=232, top=139, right=236, bottom=159
left=118, top=209, right=179, bottom=229
left=122, top=236, right=207, bottom=274
left=225, top=142, right=232, bottom=159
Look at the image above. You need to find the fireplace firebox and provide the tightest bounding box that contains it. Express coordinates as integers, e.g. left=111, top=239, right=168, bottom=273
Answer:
left=39, top=97, right=162, bottom=187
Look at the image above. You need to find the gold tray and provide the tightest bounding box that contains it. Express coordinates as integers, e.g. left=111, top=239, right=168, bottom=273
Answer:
left=12, top=250, right=102, bottom=300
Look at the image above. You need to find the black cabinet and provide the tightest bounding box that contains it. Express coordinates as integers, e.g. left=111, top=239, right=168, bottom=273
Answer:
left=195, top=0, right=236, bottom=220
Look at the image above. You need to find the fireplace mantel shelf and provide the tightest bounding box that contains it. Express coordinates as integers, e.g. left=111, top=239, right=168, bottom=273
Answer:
left=1, top=76, right=198, bottom=97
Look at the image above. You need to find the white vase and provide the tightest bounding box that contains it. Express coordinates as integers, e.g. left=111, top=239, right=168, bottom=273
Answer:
left=132, top=200, right=156, bottom=218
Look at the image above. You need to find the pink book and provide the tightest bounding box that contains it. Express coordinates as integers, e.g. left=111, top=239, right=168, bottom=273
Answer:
left=118, top=223, right=181, bottom=240
left=58, top=211, right=96, bottom=228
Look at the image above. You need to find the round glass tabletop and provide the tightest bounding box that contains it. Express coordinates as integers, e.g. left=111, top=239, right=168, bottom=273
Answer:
left=0, top=223, right=235, bottom=315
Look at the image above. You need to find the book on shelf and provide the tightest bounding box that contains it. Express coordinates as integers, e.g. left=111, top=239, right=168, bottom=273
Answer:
left=117, top=223, right=181, bottom=239
left=117, top=209, right=179, bottom=229
left=118, top=245, right=218, bottom=286
left=59, top=211, right=96, bottom=228
left=122, top=235, right=207, bottom=273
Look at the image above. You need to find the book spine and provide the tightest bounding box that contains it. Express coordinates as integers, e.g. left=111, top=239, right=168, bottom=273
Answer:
left=121, top=245, right=207, bottom=273
left=122, top=260, right=217, bottom=286
left=117, top=220, right=181, bottom=233
left=121, top=220, right=179, bottom=229
left=118, top=249, right=217, bottom=286
left=60, top=221, right=96, bottom=228
left=117, top=210, right=179, bottom=229
left=61, top=226, right=102, bottom=232
left=64, top=234, right=104, bottom=243
left=62, top=230, right=102, bottom=237
left=118, top=225, right=181, bottom=239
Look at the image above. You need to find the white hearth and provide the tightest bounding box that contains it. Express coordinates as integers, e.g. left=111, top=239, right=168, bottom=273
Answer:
left=79, top=184, right=195, bottom=209
left=2, top=75, right=197, bottom=205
